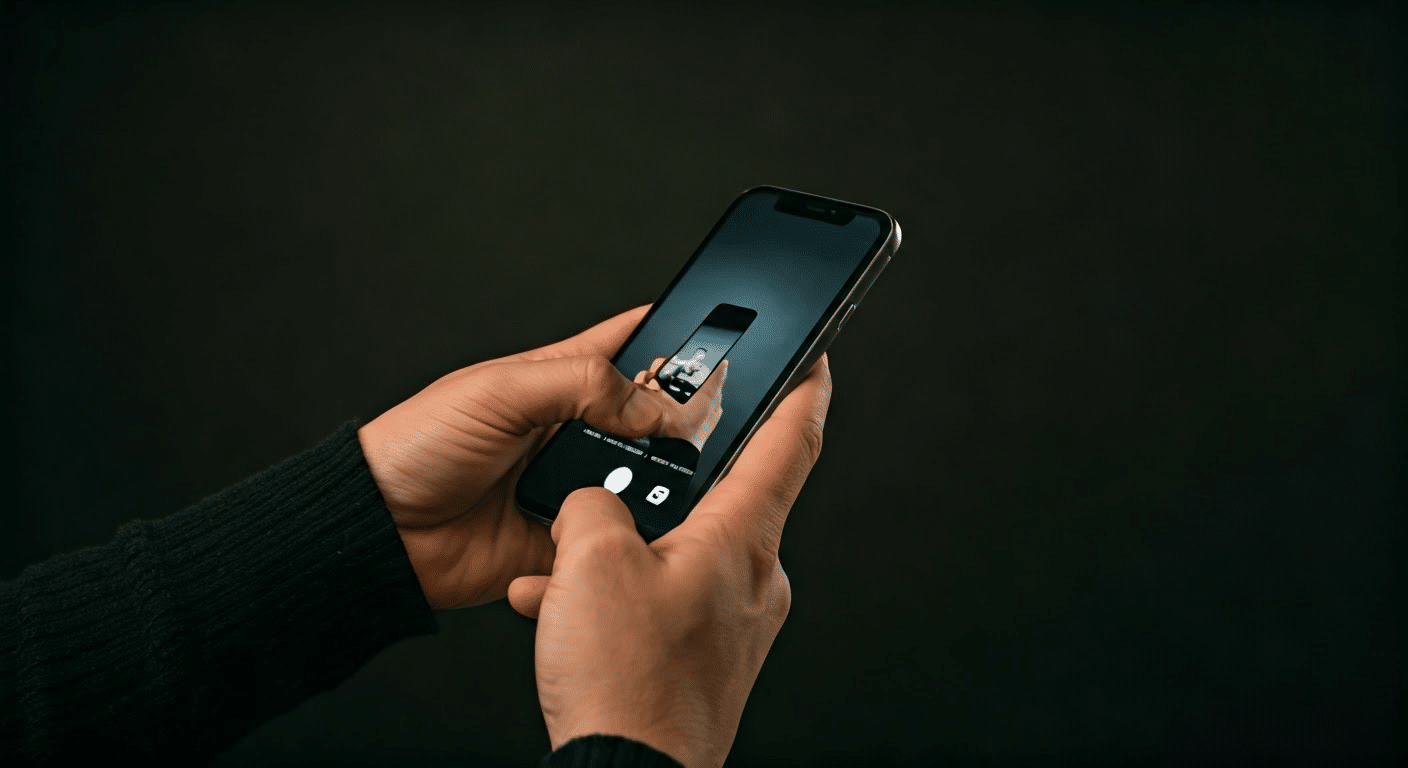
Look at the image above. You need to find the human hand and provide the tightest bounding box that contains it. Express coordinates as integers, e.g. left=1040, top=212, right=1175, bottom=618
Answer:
left=508, top=354, right=831, bottom=768
left=358, top=305, right=674, bottom=609
left=633, top=356, right=728, bottom=451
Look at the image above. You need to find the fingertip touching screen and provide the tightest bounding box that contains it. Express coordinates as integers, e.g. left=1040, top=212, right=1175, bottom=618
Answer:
left=517, top=188, right=887, bottom=539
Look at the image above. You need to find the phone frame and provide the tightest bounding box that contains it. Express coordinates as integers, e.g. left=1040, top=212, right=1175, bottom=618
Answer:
left=515, top=184, right=901, bottom=527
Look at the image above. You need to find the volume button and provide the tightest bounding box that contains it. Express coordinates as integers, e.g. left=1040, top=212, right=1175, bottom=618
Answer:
left=837, top=303, right=857, bottom=332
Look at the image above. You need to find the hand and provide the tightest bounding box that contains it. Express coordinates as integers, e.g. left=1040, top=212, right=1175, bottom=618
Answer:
left=633, top=356, right=728, bottom=452
left=358, top=305, right=672, bottom=610
left=508, top=354, right=831, bottom=768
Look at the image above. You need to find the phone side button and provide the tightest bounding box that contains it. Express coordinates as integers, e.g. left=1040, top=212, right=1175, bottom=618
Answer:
left=837, top=303, right=857, bottom=332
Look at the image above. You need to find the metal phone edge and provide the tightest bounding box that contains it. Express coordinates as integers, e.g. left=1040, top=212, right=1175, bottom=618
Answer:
left=703, top=214, right=902, bottom=494
left=515, top=200, right=903, bottom=526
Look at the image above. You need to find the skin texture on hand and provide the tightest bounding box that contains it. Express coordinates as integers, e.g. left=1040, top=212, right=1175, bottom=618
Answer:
left=358, top=304, right=705, bottom=610
left=508, top=354, right=831, bottom=768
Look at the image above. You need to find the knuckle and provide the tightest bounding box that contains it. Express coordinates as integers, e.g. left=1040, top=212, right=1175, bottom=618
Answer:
left=470, top=361, right=513, bottom=392
left=744, top=550, right=791, bottom=625
left=565, top=355, right=628, bottom=424
left=799, top=415, right=825, bottom=467
left=690, top=522, right=791, bottom=627
left=800, top=398, right=828, bottom=461
left=572, top=526, right=637, bottom=562
left=745, top=545, right=781, bottom=587
left=732, top=524, right=782, bottom=587
left=769, top=562, right=793, bottom=622
left=572, top=354, right=615, bottom=392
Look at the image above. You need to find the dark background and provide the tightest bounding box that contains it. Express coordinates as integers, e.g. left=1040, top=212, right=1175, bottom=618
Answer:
left=2, top=1, right=1401, bottom=764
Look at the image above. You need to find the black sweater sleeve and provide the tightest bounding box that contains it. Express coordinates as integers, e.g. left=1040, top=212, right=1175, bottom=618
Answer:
left=0, top=420, right=439, bottom=762
left=0, top=420, right=695, bottom=767
left=544, top=734, right=686, bottom=767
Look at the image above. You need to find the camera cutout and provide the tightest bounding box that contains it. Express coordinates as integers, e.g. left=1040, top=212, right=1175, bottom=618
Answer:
left=774, top=191, right=857, bottom=225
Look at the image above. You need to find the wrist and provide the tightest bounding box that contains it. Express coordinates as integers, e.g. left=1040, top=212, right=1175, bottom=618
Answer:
left=548, top=734, right=688, bottom=768
left=555, top=710, right=712, bottom=768
left=558, top=732, right=695, bottom=768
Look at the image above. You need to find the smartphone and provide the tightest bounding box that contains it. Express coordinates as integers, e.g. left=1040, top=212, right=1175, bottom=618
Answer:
left=515, top=186, right=901, bottom=541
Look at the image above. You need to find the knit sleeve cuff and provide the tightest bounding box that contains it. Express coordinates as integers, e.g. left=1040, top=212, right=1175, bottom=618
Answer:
left=6, top=419, right=438, bottom=758
left=542, top=734, right=687, bottom=768
left=139, top=419, right=441, bottom=720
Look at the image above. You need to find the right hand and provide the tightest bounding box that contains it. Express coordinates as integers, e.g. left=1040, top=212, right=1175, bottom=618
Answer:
left=507, top=354, right=832, bottom=768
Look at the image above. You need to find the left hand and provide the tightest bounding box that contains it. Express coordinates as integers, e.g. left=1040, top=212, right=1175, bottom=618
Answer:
left=358, top=304, right=668, bottom=609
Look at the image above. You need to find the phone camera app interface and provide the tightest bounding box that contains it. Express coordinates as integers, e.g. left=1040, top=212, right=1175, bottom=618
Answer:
left=517, top=303, right=756, bottom=538
left=519, top=188, right=889, bottom=540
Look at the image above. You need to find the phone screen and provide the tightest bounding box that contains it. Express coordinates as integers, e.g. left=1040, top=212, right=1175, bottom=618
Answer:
left=517, top=187, right=891, bottom=539
left=655, top=304, right=756, bottom=403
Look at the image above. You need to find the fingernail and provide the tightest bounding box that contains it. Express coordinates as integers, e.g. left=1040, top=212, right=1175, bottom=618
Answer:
left=623, top=387, right=662, bottom=431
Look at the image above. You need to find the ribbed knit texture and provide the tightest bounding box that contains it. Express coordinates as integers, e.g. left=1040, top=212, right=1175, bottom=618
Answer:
left=0, top=420, right=438, bottom=763
left=0, top=421, right=693, bottom=767
left=544, top=735, right=687, bottom=768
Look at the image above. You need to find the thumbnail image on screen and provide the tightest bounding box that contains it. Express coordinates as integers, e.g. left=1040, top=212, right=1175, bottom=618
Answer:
left=654, top=304, right=755, bottom=404
left=516, top=187, right=889, bottom=541
left=515, top=303, right=755, bottom=536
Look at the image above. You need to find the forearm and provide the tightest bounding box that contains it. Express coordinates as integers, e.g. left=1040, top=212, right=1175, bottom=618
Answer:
left=0, top=421, right=437, bottom=762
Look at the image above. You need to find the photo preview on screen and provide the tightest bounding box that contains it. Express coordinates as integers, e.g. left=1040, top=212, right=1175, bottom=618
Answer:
left=654, top=304, right=755, bottom=403
left=537, top=304, right=756, bottom=534
left=518, top=186, right=896, bottom=540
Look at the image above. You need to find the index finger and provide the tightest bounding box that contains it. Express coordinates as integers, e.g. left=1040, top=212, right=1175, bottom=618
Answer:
left=686, top=353, right=832, bottom=556
left=505, top=304, right=652, bottom=363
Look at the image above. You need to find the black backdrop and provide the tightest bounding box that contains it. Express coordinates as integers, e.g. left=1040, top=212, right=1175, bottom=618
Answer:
left=2, top=2, right=1401, bottom=764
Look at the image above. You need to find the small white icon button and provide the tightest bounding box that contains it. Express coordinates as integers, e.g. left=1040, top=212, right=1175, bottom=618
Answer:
left=646, top=486, right=670, bottom=505
left=604, top=466, right=633, bottom=494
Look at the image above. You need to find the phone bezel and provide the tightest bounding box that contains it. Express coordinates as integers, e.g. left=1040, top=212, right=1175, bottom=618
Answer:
left=515, top=184, right=901, bottom=529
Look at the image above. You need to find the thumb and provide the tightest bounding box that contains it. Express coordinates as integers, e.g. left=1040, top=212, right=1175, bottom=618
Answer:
left=697, top=358, right=728, bottom=400
left=508, top=575, right=549, bottom=619
left=551, top=485, right=648, bottom=556
left=509, top=487, right=643, bottom=620
left=482, top=354, right=664, bottom=437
